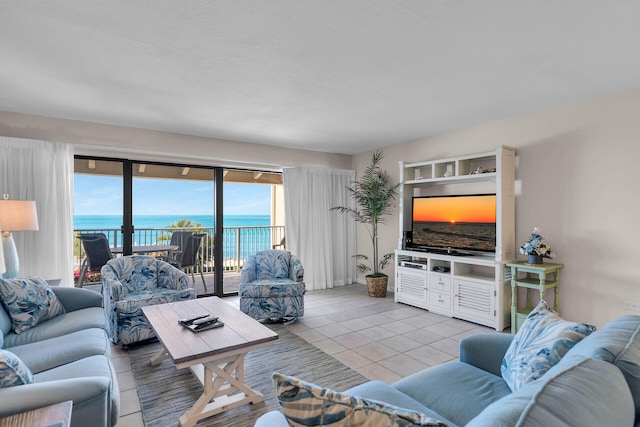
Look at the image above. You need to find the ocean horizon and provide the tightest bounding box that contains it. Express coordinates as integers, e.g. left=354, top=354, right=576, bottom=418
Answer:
left=74, top=214, right=270, bottom=230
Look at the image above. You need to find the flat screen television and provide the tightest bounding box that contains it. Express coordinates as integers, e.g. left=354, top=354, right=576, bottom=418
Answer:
left=410, top=194, right=496, bottom=254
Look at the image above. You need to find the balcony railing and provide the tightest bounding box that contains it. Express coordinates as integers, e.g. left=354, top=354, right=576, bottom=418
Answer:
left=74, top=225, right=286, bottom=277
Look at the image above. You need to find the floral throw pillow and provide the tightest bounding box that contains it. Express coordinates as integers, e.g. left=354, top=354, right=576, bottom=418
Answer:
left=273, top=372, right=449, bottom=426
left=0, top=277, right=65, bottom=334
left=0, top=349, right=34, bottom=387
left=501, top=300, right=595, bottom=391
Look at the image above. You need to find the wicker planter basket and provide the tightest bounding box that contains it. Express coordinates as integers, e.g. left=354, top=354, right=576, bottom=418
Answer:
left=366, top=275, right=388, bottom=298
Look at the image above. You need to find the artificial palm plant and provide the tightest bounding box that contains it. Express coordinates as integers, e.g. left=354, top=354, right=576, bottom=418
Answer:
left=332, top=150, right=399, bottom=296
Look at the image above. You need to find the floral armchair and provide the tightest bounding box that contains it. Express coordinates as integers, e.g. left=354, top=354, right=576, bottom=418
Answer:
left=239, top=250, right=305, bottom=321
left=101, top=255, right=195, bottom=346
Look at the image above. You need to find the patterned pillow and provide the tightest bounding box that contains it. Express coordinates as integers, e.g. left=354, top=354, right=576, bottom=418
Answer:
left=0, top=349, right=34, bottom=387
left=501, top=300, right=595, bottom=391
left=273, top=372, right=449, bottom=426
left=0, top=277, right=66, bottom=334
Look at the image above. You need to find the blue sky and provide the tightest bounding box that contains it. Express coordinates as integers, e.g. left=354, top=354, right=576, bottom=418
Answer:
left=74, top=174, right=272, bottom=216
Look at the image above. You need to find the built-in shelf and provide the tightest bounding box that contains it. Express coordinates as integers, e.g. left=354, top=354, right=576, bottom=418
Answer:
left=395, top=147, right=516, bottom=331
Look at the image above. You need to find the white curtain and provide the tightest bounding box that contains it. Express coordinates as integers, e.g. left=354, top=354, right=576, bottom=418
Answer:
left=0, top=137, right=74, bottom=285
left=283, top=167, right=356, bottom=291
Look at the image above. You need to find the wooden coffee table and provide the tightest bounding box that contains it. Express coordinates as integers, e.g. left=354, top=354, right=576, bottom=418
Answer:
left=141, top=296, right=278, bottom=427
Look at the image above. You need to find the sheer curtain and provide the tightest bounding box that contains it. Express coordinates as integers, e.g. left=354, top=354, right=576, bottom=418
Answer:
left=0, top=137, right=74, bottom=285
left=283, top=167, right=356, bottom=291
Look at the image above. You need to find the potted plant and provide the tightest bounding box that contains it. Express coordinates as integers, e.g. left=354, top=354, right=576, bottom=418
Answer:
left=332, top=150, right=399, bottom=297
left=520, top=227, right=555, bottom=264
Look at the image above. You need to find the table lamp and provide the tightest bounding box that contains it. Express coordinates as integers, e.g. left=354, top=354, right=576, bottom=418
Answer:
left=0, top=195, right=39, bottom=279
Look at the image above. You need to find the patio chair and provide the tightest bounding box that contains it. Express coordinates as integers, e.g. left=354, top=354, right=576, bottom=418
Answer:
left=77, top=233, right=114, bottom=288
left=166, top=230, right=193, bottom=264
left=239, top=250, right=305, bottom=321
left=101, top=255, right=195, bottom=346
left=164, top=233, right=207, bottom=292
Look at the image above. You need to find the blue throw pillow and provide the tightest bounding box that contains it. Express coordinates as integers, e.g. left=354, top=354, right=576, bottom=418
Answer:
left=0, top=349, right=33, bottom=387
left=501, top=300, right=595, bottom=391
left=273, top=372, right=448, bottom=426
left=0, top=277, right=65, bottom=334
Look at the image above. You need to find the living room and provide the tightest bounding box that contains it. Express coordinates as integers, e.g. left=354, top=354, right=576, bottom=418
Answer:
left=1, top=2, right=640, bottom=427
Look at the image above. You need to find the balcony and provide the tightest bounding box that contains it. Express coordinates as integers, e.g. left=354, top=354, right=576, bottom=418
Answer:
left=74, top=225, right=285, bottom=294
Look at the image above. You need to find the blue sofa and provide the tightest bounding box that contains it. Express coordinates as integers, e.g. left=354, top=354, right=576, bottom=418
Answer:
left=256, top=314, right=640, bottom=426
left=0, top=284, right=119, bottom=427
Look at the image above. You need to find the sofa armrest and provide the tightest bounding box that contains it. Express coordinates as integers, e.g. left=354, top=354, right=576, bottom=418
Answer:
left=51, top=287, right=103, bottom=312
left=254, top=410, right=289, bottom=427
left=459, top=333, right=514, bottom=377
left=0, top=377, right=111, bottom=423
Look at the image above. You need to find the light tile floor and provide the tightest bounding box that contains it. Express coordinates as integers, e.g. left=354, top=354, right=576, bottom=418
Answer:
left=112, top=284, right=504, bottom=426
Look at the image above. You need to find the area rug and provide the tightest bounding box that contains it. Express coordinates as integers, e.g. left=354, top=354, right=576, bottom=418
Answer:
left=129, top=323, right=368, bottom=427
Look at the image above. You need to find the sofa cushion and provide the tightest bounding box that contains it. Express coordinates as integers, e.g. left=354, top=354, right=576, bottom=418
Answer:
left=345, top=380, right=457, bottom=426
left=9, top=328, right=110, bottom=374
left=273, top=372, right=449, bottom=426
left=393, top=361, right=511, bottom=427
left=0, top=277, right=65, bottom=334
left=569, top=314, right=640, bottom=424
left=0, top=349, right=33, bottom=387
left=468, top=355, right=635, bottom=427
left=2, top=306, right=105, bottom=348
left=501, top=300, right=595, bottom=391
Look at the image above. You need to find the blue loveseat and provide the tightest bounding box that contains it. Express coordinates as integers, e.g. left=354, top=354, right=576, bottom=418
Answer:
left=0, top=280, right=119, bottom=427
left=256, top=314, right=640, bottom=427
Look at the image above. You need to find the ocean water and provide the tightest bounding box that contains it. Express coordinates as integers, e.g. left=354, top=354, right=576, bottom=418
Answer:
left=74, top=214, right=269, bottom=230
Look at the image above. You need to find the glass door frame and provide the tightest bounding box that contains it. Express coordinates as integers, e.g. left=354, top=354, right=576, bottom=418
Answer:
left=75, top=155, right=227, bottom=297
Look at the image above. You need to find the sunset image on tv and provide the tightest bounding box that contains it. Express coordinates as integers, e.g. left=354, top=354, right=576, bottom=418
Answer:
left=412, top=194, right=496, bottom=252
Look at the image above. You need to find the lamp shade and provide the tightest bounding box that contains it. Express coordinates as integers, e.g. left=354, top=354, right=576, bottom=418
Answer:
left=0, top=200, right=39, bottom=232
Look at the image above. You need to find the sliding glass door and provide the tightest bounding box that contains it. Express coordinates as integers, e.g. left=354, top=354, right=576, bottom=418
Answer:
left=74, top=157, right=282, bottom=297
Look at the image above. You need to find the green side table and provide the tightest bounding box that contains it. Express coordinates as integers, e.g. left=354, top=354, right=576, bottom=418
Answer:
left=506, top=260, right=564, bottom=333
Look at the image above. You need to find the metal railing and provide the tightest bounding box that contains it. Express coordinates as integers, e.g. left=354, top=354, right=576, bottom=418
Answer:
left=74, top=225, right=286, bottom=277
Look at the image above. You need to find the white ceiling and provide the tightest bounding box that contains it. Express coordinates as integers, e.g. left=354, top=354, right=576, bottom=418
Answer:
left=1, top=1, right=639, bottom=155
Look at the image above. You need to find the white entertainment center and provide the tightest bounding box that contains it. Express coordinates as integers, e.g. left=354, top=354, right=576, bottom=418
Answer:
left=395, top=146, right=516, bottom=331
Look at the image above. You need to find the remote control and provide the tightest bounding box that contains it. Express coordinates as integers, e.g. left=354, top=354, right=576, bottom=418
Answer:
left=178, top=314, right=210, bottom=325
left=193, top=316, right=218, bottom=325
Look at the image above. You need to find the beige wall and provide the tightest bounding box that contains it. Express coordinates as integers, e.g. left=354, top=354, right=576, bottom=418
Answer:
left=0, top=110, right=351, bottom=170
left=353, top=87, right=640, bottom=327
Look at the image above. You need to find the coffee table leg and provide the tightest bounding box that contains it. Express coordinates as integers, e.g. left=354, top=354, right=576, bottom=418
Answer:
left=149, top=348, right=169, bottom=366
left=179, top=353, right=264, bottom=427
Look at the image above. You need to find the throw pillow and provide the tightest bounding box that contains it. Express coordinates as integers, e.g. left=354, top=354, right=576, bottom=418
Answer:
left=273, top=372, right=448, bottom=427
left=0, top=277, right=66, bottom=334
left=501, top=300, right=595, bottom=391
left=0, top=349, right=34, bottom=387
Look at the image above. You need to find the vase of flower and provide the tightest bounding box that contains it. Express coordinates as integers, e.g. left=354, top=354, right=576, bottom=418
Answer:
left=520, top=227, right=555, bottom=264
left=527, top=254, right=543, bottom=265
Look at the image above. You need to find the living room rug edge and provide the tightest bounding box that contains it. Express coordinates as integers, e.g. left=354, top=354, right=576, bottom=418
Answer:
left=129, top=323, right=368, bottom=427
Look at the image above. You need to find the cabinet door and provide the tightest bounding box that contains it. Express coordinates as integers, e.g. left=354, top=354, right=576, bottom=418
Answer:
left=396, top=267, right=427, bottom=307
left=453, top=279, right=494, bottom=322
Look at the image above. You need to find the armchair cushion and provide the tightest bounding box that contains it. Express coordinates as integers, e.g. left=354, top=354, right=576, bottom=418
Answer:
left=0, top=277, right=65, bottom=334
left=0, top=349, right=33, bottom=387
left=501, top=300, right=595, bottom=392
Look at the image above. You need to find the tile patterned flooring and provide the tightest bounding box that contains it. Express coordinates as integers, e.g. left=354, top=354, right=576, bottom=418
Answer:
left=112, top=284, right=503, bottom=426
